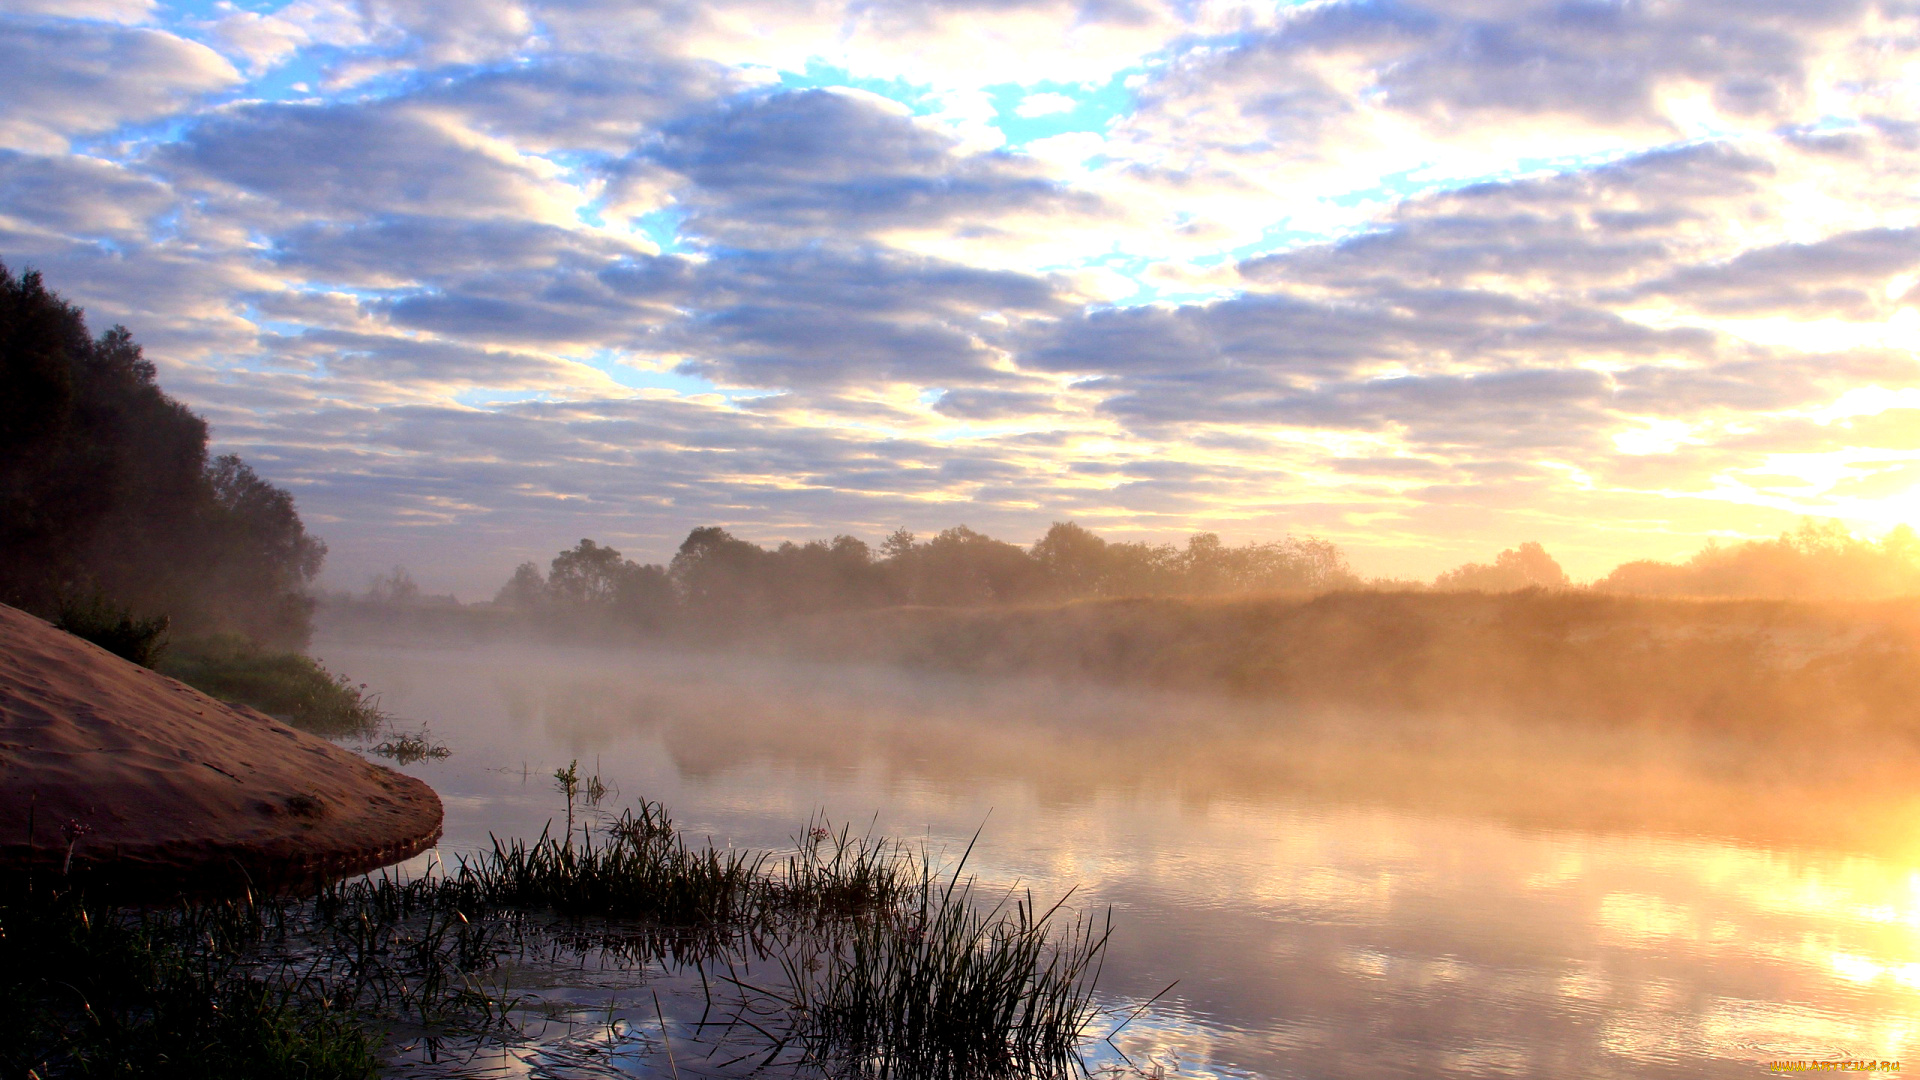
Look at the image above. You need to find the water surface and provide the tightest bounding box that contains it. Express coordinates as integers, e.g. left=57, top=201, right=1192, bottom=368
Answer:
left=319, top=636, right=1920, bottom=1079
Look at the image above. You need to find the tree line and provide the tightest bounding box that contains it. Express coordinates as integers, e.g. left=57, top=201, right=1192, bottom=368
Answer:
left=459, top=517, right=1920, bottom=632
left=0, top=264, right=326, bottom=650
left=481, top=522, right=1362, bottom=628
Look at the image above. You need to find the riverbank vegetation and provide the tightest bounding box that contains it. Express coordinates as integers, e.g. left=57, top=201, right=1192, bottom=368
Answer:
left=6, top=801, right=1109, bottom=1080
left=155, top=635, right=387, bottom=737
left=331, top=516, right=1920, bottom=650
left=0, top=265, right=377, bottom=734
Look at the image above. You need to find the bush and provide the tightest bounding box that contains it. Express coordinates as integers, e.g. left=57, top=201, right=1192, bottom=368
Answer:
left=158, top=635, right=384, bottom=737
left=54, top=593, right=170, bottom=668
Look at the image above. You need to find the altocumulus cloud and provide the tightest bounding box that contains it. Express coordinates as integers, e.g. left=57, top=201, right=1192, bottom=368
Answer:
left=6, top=0, right=1920, bottom=591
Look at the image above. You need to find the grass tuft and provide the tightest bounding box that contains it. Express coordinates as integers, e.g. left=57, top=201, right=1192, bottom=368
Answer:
left=368, top=727, right=451, bottom=764
left=771, top=850, right=1111, bottom=1079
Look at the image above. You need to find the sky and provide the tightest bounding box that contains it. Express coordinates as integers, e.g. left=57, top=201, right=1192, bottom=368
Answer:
left=7, top=0, right=1920, bottom=597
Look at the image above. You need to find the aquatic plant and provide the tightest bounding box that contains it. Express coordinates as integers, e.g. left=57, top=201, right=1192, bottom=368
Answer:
left=4, top=799, right=1116, bottom=1078
left=466, top=801, right=780, bottom=928
left=368, top=727, right=451, bottom=764
left=767, top=844, right=1111, bottom=1079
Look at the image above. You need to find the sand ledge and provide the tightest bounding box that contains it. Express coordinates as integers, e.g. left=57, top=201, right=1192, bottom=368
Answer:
left=0, top=603, right=442, bottom=893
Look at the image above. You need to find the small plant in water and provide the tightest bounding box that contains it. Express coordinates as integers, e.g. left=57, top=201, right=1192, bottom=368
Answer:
left=369, top=727, right=451, bottom=765
left=3, top=789, right=1120, bottom=1080
left=553, top=760, right=581, bottom=847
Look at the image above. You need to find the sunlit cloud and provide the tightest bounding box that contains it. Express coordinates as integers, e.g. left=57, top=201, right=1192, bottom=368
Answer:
left=5, top=0, right=1920, bottom=593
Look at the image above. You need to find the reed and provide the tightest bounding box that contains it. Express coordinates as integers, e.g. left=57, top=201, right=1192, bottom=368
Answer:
left=457, top=802, right=768, bottom=923
left=7, top=799, right=1115, bottom=1078
left=770, top=849, right=1111, bottom=1079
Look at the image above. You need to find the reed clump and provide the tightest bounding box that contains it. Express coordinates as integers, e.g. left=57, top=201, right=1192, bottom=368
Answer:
left=770, top=855, right=1111, bottom=1079
left=7, top=800, right=1115, bottom=1078
left=461, top=803, right=768, bottom=924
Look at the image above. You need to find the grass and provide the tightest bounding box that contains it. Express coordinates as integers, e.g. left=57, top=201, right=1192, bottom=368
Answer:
left=5, top=799, right=1114, bottom=1079
left=445, top=801, right=914, bottom=929
left=767, top=840, right=1111, bottom=1079
left=158, top=634, right=386, bottom=737
left=369, top=727, right=451, bottom=764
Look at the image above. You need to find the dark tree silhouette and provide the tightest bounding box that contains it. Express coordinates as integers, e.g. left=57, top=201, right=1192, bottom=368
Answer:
left=0, top=263, right=326, bottom=647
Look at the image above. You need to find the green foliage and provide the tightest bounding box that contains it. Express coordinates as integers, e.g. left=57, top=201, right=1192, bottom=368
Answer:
left=0, top=264, right=325, bottom=648
left=158, top=635, right=384, bottom=737
left=54, top=592, right=171, bottom=668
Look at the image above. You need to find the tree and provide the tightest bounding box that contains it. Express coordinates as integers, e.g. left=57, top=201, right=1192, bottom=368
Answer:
left=495, top=561, right=547, bottom=608
left=0, top=264, right=326, bottom=646
left=549, top=539, right=631, bottom=605
left=670, top=527, right=772, bottom=612
left=1031, top=521, right=1109, bottom=597
left=367, top=566, right=422, bottom=605
left=1434, top=542, right=1569, bottom=592
left=1594, top=519, right=1920, bottom=599
left=519, top=539, right=675, bottom=627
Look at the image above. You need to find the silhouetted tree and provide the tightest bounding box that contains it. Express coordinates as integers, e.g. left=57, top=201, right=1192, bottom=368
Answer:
left=498, top=520, right=1371, bottom=633
left=1032, top=521, right=1109, bottom=597
left=495, top=561, right=547, bottom=607
left=0, top=263, right=326, bottom=646
left=670, top=527, right=773, bottom=614
left=537, top=539, right=673, bottom=626
left=367, top=566, right=423, bottom=605
left=1596, top=520, right=1920, bottom=599
left=887, top=525, right=1048, bottom=605
left=1434, top=542, right=1570, bottom=592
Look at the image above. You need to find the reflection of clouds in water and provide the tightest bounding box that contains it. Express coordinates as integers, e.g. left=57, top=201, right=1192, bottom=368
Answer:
left=324, top=640, right=1920, bottom=1078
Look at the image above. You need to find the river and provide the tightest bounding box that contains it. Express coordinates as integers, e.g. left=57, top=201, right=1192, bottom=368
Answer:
left=317, top=635, right=1920, bottom=1079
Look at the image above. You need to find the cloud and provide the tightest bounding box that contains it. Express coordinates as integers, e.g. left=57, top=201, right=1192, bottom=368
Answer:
left=372, top=242, right=1066, bottom=390
left=1624, top=227, right=1920, bottom=318
left=0, top=0, right=154, bottom=22
left=0, top=150, right=176, bottom=240
left=418, top=53, right=741, bottom=155
left=536, top=0, right=1182, bottom=87
left=161, top=100, right=577, bottom=222
left=271, top=215, right=653, bottom=287
left=931, top=387, right=1060, bottom=420
left=263, top=328, right=619, bottom=398
left=650, top=88, right=1111, bottom=247
left=12, top=0, right=1920, bottom=589
left=0, top=18, right=239, bottom=152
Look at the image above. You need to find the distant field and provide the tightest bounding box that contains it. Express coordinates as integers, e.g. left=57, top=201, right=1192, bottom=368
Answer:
left=317, top=590, right=1920, bottom=733
left=765, top=590, right=1920, bottom=734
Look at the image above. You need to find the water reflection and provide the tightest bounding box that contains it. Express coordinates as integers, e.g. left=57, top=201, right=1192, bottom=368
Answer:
left=321, top=638, right=1920, bottom=1078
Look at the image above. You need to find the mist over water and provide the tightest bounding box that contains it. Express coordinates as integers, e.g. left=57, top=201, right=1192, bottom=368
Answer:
left=321, top=632, right=1920, bottom=1079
